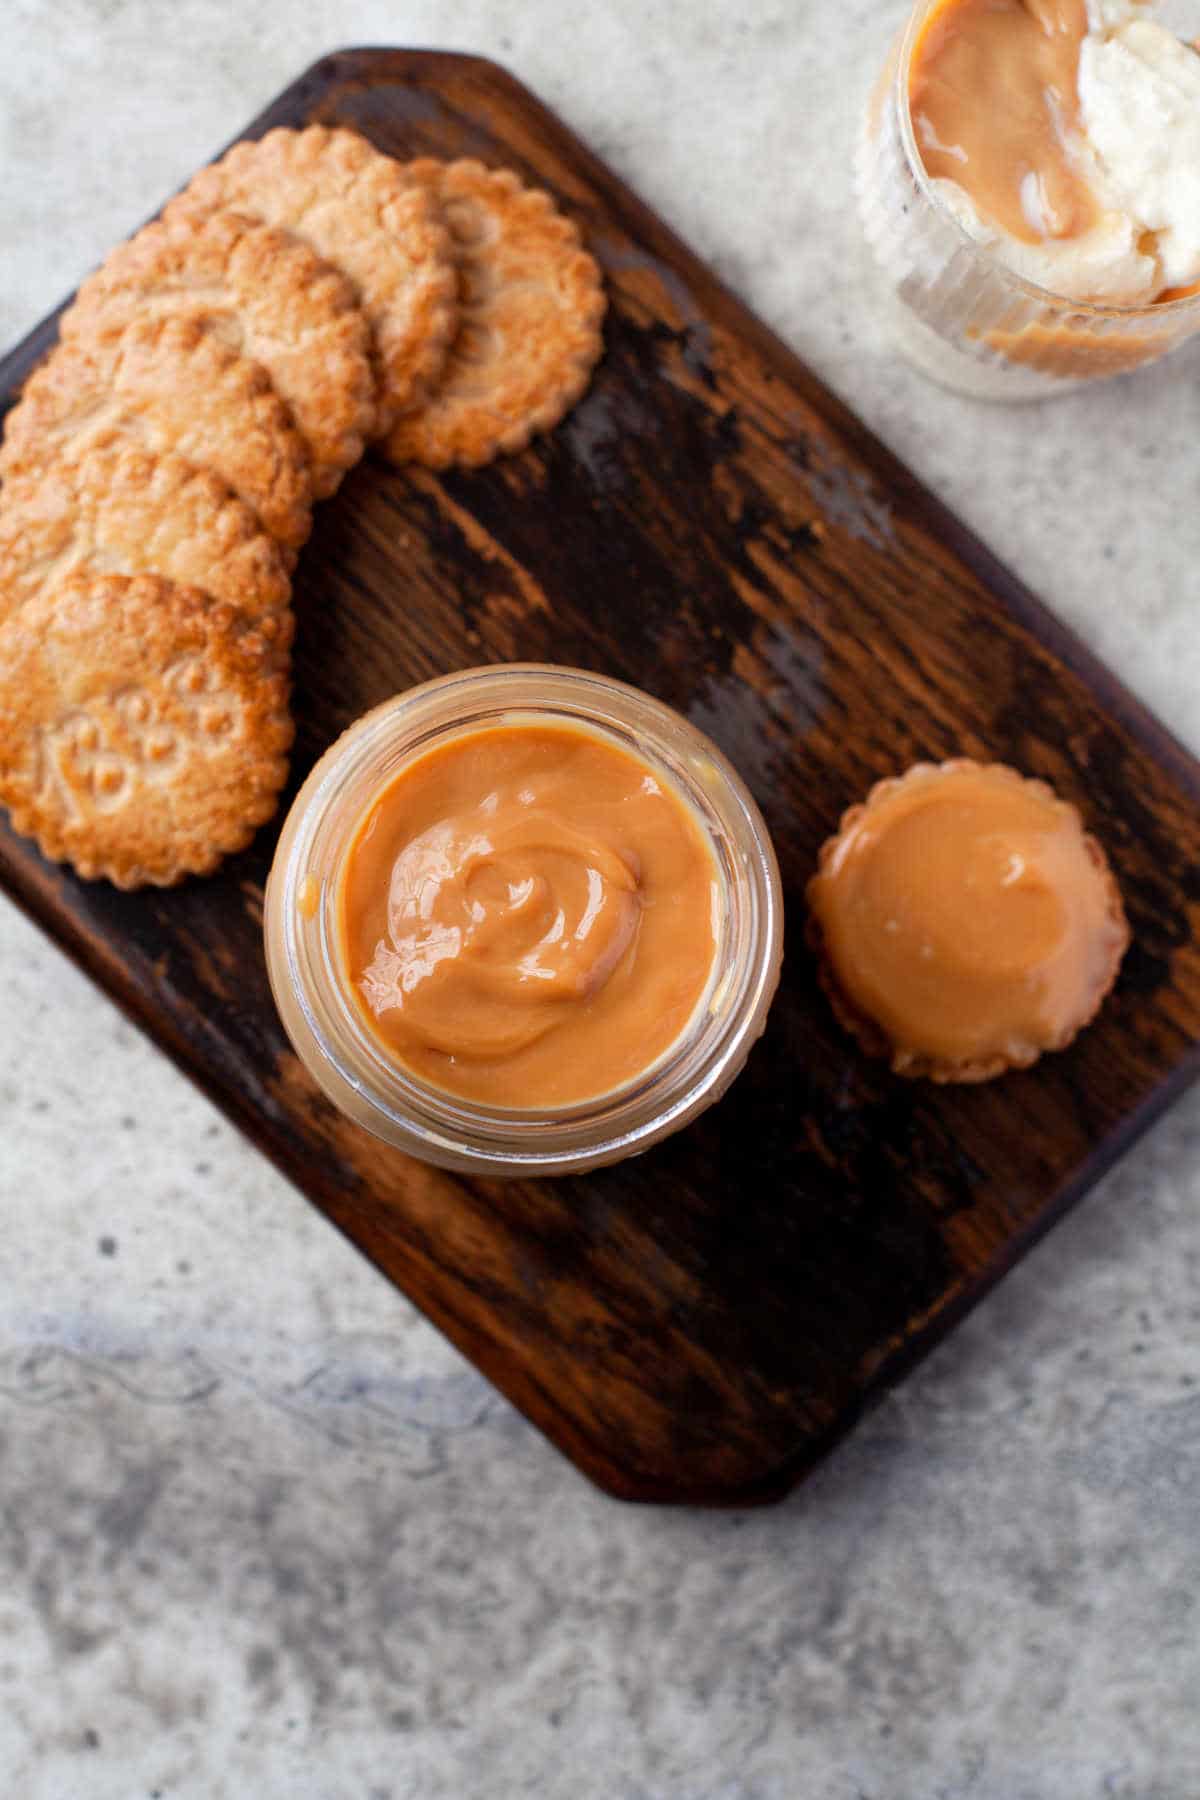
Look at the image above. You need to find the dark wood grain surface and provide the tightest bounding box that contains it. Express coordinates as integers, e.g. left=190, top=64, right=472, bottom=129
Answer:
left=3, top=49, right=1200, bottom=1504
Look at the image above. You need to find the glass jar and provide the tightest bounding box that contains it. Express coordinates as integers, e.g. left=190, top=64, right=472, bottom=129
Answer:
left=264, top=665, right=784, bottom=1177
left=855, top=0, right=1200, bottom=400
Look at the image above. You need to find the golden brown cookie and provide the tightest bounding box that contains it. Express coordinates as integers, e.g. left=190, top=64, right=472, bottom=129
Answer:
left=383, top=159, right=606, bottom=469
left=0, top=571, right=294, bottom=887
left=806, top=760, right=1129, bottom=1083
left=62, top=208, right=376, bottom=499
left=0, top=443, right=292, bottom=638
left=164, top=126, right=458, bottom=434
left=0, top=314, right=313, bottom=556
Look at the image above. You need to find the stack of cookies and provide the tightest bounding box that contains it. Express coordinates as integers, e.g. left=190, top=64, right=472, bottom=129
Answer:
left=0, top=127, right=607, bottom=888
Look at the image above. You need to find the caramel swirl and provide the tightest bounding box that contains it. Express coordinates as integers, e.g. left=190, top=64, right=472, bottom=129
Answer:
left=337, top=723, right=718, bottom=1106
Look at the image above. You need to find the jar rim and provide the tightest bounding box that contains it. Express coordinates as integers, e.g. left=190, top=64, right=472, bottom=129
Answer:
left=264, top=664, right=785, bottom=1176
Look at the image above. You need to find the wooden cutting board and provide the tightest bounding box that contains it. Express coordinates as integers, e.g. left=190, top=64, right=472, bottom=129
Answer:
left=4, top=49, right=1200, bottom=1505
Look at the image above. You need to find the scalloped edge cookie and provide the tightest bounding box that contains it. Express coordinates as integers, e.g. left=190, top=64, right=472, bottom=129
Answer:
left=63, top=207, right=376, bottom=500
left=383, top=158, right=606, bottom=469
left=0, top=442, right=293, bottom=638
left=0, top=571, right=294, bottom=887
left=164, top=126, right=458, bottom=434
left=1, top=313, right=313, bottom=556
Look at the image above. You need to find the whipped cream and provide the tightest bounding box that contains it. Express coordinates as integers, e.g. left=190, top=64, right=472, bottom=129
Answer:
left=928, top=0, right=1200, bottom=303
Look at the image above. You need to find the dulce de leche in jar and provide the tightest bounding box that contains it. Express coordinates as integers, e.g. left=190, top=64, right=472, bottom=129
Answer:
left=264, top=666, right=784, bottom=1177
left=337, top=722, right=719, bottom=1108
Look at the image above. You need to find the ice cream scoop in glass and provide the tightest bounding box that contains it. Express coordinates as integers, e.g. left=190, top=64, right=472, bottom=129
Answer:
left=856, top=0, right=1200, bottom=398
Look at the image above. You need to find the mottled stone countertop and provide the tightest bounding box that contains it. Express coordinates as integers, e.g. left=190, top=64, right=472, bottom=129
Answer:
left=3, top=1, right=1199, bottom=1795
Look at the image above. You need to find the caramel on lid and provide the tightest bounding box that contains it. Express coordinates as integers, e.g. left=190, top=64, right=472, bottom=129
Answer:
left=808, top=762, right=1128, bottom=1074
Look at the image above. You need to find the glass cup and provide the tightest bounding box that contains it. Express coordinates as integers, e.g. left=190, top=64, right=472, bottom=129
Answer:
left=855, top=0, right=1200, bottom=399
left=264, top=665, right=784, bottom=1178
